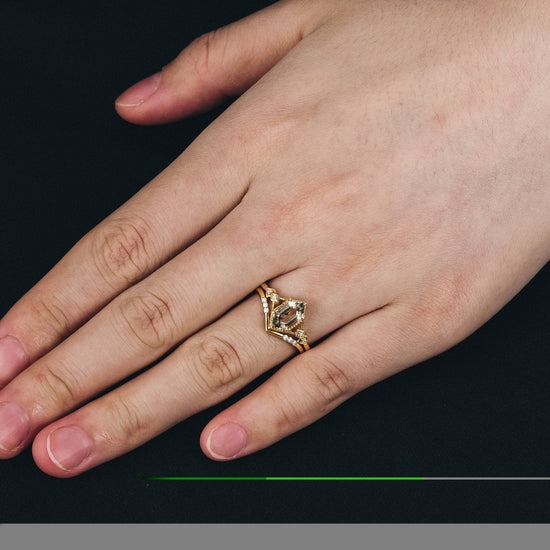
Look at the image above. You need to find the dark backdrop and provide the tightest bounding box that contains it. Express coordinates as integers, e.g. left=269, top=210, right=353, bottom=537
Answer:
left=1, top=0, right=550, bottom=522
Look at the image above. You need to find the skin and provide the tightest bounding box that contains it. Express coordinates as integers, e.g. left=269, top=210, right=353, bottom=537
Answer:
left=0, top=0, right=550, bottom=477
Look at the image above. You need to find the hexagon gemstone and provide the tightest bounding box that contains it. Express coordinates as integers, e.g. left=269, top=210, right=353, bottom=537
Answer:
left=272, top=300, right=306, bottom=331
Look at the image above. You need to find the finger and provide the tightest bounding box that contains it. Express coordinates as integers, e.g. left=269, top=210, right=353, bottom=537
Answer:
left=199, top=303, right=449, bottom=461
left=29, top=297, right=285, bottom=476
left=28, top=287, right=307, bottom=476
left=115, top=0, right=329, bottom=125
left=28, top=266, right=388, bottom=477
left=0, top=107, right=250, bottom=385
left=0, top=204, right=278, bottom=458
left=0, top=248, right=384, bottom=459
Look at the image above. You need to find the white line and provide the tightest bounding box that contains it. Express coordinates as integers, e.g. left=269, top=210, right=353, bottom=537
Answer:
left=424, top=477, right=550, bottom=481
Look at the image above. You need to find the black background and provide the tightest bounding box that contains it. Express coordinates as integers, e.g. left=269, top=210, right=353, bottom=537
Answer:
left=1, top=0, right=550, bottom=522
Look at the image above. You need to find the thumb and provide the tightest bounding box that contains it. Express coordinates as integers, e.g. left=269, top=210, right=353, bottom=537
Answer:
left=115, top=0, right=325, bottom=125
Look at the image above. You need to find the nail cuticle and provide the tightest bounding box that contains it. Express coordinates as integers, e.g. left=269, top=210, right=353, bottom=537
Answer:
left=115, top=72, right=162, bottom=107
left=207, top=423, right=247, bottom=460
left=47, top=425, right=93, bottom=471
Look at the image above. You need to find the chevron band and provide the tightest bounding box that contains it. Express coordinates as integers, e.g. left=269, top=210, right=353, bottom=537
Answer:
left=256, top=283, right=310, bottom=353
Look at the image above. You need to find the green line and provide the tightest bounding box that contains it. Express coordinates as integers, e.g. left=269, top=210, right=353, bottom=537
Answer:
left=143, top=476, right=424, bottom=481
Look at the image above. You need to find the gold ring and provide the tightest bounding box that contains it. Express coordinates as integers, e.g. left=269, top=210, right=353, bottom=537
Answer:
left=256, top=283, right=310, bottom=353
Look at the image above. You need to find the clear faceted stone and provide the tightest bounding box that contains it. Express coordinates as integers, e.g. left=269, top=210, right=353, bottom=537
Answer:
left=272, top=300, right=305, bottom=330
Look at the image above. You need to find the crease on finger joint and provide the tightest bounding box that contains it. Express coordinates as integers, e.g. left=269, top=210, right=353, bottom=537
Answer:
left=92, top=216, right=155, bottom=288
left=119, top=290, right=177, bottom=351
left=304, top=355, right=355, bottom=414
left=35, top=363, right=80, bottom=413
left=193, top=333, right=245, bottom=394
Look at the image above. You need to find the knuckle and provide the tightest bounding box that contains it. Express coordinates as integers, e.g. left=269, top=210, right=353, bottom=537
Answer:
left=270, top=388, right=303, bottom=431
left=405, top=273, right=474, bottom=343
left=103, top=398, right=148, bottom=444
left=305, top=356, right=354, bottom=412
left=192, top=333, right=245, bottom=393
left=434, top=273, right=472, bottom=321
left=34, top=363, right=79, bottom=412
left=30, top=296, right=73, bottom=342
left=92, top=217, right=154, bottom=287
left=118, top=290, right=177, bottom=350
left=189, top=27, right=230, bottom=83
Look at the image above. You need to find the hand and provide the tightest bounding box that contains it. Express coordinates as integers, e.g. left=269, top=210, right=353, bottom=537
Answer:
left=1, top=0, right=549, bottom=477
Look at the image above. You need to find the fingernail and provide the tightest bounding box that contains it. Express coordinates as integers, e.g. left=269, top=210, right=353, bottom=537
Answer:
left=115, top=72, right=161, bottom=107
left=207, top=423, right=247, bottom=460
left=47, top=425, right=93, bottom=471
left=0, top=402, right=30, bottom=452
left=0, top=336, right=28, bottom=384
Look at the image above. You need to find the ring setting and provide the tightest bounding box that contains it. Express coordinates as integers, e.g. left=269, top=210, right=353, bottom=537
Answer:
left=256, top=283, right=310, bottom=353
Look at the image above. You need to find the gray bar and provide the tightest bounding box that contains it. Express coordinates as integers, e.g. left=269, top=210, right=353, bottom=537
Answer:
left=0, top=525, right=549, bottom=550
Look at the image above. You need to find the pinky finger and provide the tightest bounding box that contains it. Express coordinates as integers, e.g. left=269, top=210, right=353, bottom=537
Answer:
left=200, top=303, right=444, bottom=461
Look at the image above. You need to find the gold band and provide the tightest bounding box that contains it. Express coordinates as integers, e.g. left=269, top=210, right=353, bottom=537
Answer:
left=256, top=283, right=310, bottom=353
